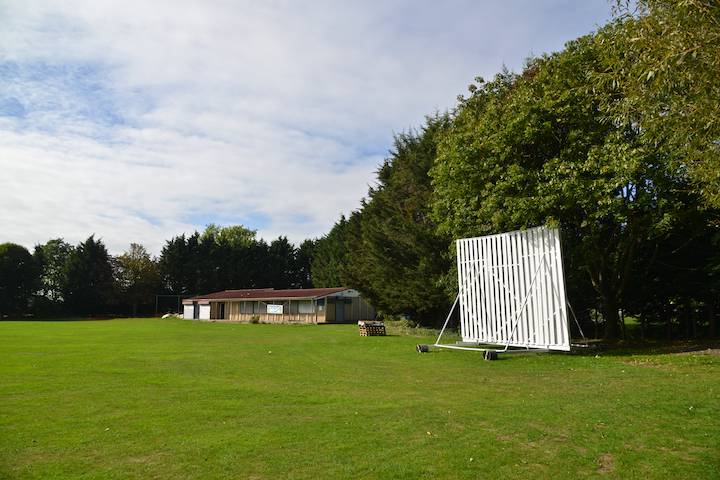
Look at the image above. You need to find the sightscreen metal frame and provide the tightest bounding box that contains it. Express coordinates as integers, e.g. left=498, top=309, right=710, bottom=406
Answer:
left=437, top=226, right=572, bottom=352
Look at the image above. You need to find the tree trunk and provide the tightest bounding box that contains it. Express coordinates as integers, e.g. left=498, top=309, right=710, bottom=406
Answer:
left=709, top=302, right=717, bottom=338
left=602, top=298, right=621, bottom=340
left=590, top=269, right=622, bottom=340
left=639, top=317, right=645, bottom=341
left=594, top=309, right=599, bottom=339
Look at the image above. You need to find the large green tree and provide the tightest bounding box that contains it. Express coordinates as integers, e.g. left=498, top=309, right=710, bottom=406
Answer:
left=265, top=237, right=296, bottom=289
left=343, top=116, right=453, bottom=325
left=600, top=1, right=720, bottom=207
left=293, top=239, right=316, bottom=289
left=159, top=233, right=199, bottom=296
left=431, top=35, right=713, bottom=338
left=62, top=236, right=117, bottom=314
left=115, top=243, right=161, bottom=315
left=160, top=225, right=313, bottom=295
left=33, top=238, right=73, bottom=304
left=312, top=216, right=351, bottom=288
left=0, top=243, right=39, bottom=316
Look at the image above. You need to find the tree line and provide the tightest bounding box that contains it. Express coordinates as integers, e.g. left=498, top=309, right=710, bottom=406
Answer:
left=0, top=225, right=315, bottom=317
left=311, top=1, right=720, bottom=339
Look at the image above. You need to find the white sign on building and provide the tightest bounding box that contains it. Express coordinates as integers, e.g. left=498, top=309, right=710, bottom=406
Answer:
left=267, top=304, right=283, bottom=315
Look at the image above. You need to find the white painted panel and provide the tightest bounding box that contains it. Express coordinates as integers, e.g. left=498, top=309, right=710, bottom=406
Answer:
left=267, top=304, right=283, bottom=315
left=199, top=304, right=210, bottom=320
left=457, top=239, right=468, bottom=341
left=456, top=226, right=570, bottom=351
left=183, top=305, right=194, bottom=319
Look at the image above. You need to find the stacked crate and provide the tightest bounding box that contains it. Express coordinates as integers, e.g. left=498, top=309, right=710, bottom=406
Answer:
left=358, top=320, right=386, bottom=336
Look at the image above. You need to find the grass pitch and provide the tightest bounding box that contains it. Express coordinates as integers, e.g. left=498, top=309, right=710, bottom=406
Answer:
left=1, top=318, right=718, bottom=479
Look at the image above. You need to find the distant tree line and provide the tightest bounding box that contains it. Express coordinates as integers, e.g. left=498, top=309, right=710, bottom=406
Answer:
left=311, top=1, right=720, bottom=339
left=0, top=225, right=315, bottom=317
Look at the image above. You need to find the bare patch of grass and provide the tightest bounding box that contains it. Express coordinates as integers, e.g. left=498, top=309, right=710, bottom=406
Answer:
left=597, top=453, right=615, bottom=474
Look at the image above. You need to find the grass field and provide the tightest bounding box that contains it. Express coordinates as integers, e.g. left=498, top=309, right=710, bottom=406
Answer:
left=1, top=318, right=718, bottom=479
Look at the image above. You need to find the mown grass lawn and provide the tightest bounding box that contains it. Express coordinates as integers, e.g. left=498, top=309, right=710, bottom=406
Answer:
left=1, top=318, right=718, bottom=479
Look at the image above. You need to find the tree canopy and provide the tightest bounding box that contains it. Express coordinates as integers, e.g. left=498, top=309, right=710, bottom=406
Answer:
left=430, top=34, right=716, bottom=337
left=599, top=0, right=720, bottom=208
left=0, top=243, right=39, bottom=316
left=61, top=236, right=116, bottom=315
left=342, top=116, right=453, bottom=325
left=314, top=3, right=719, bottom=336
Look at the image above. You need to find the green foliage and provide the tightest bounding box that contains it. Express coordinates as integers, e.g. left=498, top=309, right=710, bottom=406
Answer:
left=115, top=243, right=161, bottom=315
left=0, top=243, right=39, bottom=315
left=202, top=223, right=257, bottom=249
left=431, top=35, right=717, bottom=338
left=159, top=226, right=316, bottom=296
left=311, top=216, right=351, bottom=288
left=294, top=239, right=316, bottom=288
left=61, top=236, right=116, bottom=315
left=33, top=239, right=73, bottom=304
left=432, top=31, right=710, bottom=338
left=343, top=116, right=454, bottom=325
left=600, top=1, right=720, bottom=207
left=158, top=233, right=201, bottom=296
left=266, top=236, right=296, bottom=288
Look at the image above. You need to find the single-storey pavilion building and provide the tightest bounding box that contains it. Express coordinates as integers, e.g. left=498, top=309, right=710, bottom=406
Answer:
left=182, top=287, right=376, bottom=324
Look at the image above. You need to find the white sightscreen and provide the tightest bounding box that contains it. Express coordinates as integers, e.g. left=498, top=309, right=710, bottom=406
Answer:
left=456, top=226, right=571, bottom=351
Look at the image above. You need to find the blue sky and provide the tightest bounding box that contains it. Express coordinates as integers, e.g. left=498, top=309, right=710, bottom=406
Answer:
left=0, top=0, right=612, bottom=254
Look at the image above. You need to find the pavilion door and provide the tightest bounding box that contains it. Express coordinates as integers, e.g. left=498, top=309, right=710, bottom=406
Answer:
left=218, top=302, right=225, bottom=320
left=335, top=300, right=344, bottom=323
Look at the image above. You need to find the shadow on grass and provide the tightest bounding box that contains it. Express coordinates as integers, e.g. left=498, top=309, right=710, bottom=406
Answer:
left=568, top=338, right=720, bottom=357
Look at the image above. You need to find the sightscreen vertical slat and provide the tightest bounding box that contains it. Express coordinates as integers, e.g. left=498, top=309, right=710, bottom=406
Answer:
left=461, top=239, right=471, bottom=342
left=491, top=235, right=500, bottom=344
left=545, top=231, right=558, bottom=345
left=510, top=232, right=521, bottom=344
left=501, top=232, right=512, bottom=344
left=477, top=237, right=487, bottom=340
left=474, top=237, right=482, bottom=341
left=496, top=234, right=506, bottom=344
left=482, top=236, right=492, bottom=342
left=546, top=229, right=557, bottom=347
left=468, top=238, right=479, bottom=341
left=462, top=239, right=471, bottom=341
left=553, top=229, right=568, bottom=347
left=456, top=240, right=466, bottom=341
left=541, top=228, right=551, bottom=347
left=528, top=229, right=540, bottom=344
left=535, top=227, right=547, bottom=347
left=521, top=230, right=532, bottom=346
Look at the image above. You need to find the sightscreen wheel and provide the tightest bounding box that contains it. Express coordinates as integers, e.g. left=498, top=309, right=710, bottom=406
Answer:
left=416, top=344, right=430, bottom=353
left=483, top=350, right=498, bottom=361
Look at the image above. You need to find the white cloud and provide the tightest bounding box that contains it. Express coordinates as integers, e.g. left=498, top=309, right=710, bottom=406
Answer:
left=0, top=0, right=610, bottom=254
